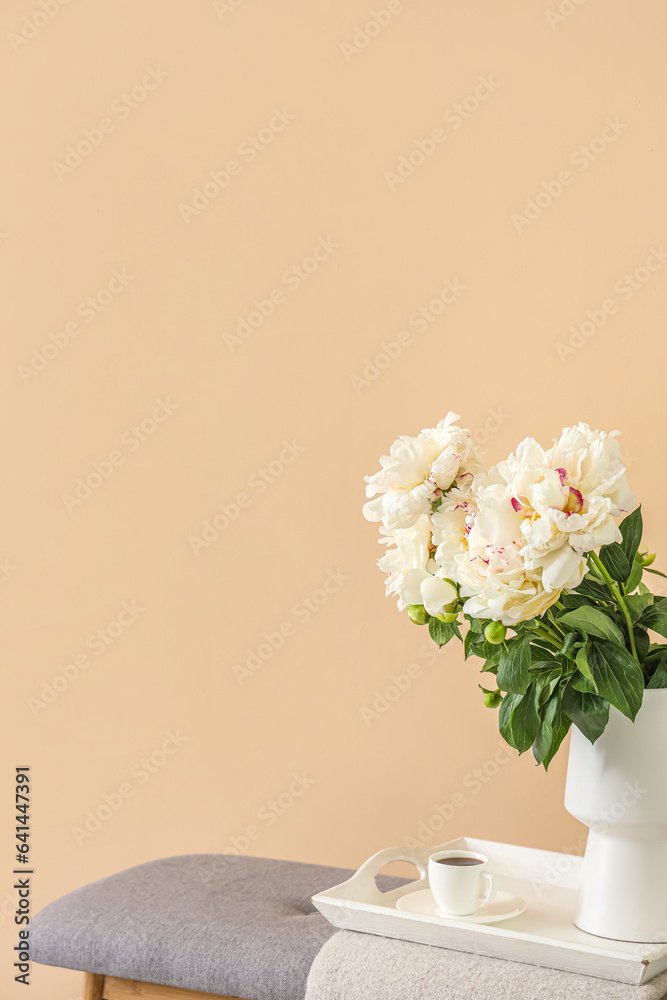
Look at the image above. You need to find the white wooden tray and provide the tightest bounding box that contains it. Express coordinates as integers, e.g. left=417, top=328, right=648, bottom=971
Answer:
left=312, top=836, right=667, bottom=986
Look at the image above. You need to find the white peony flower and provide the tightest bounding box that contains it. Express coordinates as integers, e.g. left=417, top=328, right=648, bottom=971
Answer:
left=428, top=423, right=635, bottom=625
left=430, top=486, right=478, bottom=564
left=363, top=412, right=485, bottom=529
left=432, top=476, right=574, bottom=626
left=366, top=416, right=636, bottom=628
left=497, top=423, right=636, bottom=581
left=378, top=514, right=457, bottom=617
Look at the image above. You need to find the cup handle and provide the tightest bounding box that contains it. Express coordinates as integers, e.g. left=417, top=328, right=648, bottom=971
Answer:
left=479, top=872, right=498, bottom=906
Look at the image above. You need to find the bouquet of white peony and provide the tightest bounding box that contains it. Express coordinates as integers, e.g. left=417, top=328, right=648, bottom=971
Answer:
left=363, top=413, right=667, bottom=767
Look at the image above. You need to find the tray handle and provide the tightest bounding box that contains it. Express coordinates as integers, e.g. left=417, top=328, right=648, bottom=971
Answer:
left=340, top=844, right=431, bottom=904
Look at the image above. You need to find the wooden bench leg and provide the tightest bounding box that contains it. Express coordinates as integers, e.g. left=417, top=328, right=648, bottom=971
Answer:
left=83, top=971, right=246, bottom=999
left=83, top=972, right=105, bottom=1000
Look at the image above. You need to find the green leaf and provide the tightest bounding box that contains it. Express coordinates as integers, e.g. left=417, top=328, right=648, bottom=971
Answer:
left=626, top=555, right=643, bottom=593
left=429, top=618, right=453, bottom=646
left=539, top=672, right=561, bottom=703
left=560, top=593, right=596, bottom=610
left=561, top=683, right=610, bottom=743
left=481, top=658, right=499, bottom=674
left=498, top=693, right=522, bottom=749
left=530, top=658, right=561, bottom=673
left=464, top=630, right=483, bottom=660
left=571, top=671, right=597, bottom=693
left=641, top=608, right=667, bottom=639
left=509, top=685, right=541, bottom=753
left=533, top=690, right=571, bottom=769
left=560, top=631, right=579, bottom=658
left=543, top=710, right=571, bottom=769
left=574, top=577, right=613, bottom=602
left=588, top=642, right=644, bottom=720
left=598, top=543, right=631, bottom=584
left=633, top=627, right=650, bottom=661
left=520, top=618, right=541, bottom=631
left=647, top=648, right=667, bottom=689
left=575, top=642, right=593, bottom=680
left=647, top=663, right=667, bottom=689
left=496, top=638, right=531, bottom=694
left=625, top=592, right=653, bottom=622
left=480, top=641, right=503, bottom=666
left=620, top=506, right=643, bottom=567
left=529, top=639, right=558, bottom=656
left=558, top=607, right=625, bottom=647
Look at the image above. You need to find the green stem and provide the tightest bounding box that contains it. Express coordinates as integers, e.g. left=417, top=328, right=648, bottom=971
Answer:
left=532, top=624, right=562, bottom=648
left=589, top=552, right=639, bottom=663
left=547, top=610, right=566, bottom=638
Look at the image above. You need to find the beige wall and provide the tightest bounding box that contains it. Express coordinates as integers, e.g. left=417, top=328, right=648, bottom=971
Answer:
left=2, top=1, right=667, bottom=996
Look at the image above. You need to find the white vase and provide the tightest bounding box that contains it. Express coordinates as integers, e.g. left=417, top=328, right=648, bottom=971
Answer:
left=564, top=689, right=667, bottom=942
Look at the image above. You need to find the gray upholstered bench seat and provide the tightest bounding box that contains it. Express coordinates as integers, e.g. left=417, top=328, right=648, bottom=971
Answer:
left=30, top=854, right=404, bottom=1000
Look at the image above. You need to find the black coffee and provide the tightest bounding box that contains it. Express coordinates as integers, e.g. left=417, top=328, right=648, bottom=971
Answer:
left=436, top=857, right=483, bottom=867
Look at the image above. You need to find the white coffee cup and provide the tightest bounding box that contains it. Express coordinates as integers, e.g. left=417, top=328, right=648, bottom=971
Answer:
left=428, top=849, right=498, bottom=916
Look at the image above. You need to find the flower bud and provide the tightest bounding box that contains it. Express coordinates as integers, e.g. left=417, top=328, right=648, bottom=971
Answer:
left=642, top=552, right=656, bottom=567
left=407, top=604, right=429, bottom=626
left=433, top=611, right=458, bottom=623
left=484, top=622, right=507, bottom=645
left=484, top=690, right=502, bottom=709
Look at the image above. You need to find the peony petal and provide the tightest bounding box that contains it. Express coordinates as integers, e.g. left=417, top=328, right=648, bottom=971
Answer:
left=420, top=576, right=457, bottom=616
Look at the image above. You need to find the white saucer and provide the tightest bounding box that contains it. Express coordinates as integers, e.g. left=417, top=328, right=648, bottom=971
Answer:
left=396, top=887, right=527, bottom=924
